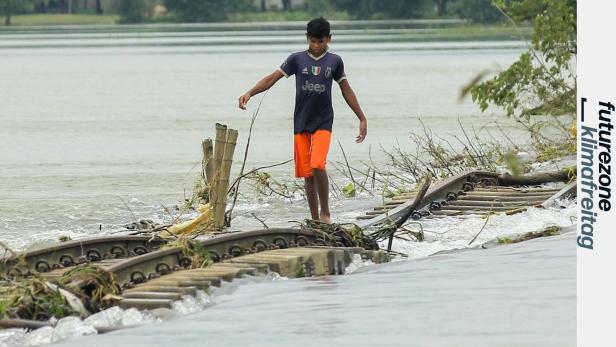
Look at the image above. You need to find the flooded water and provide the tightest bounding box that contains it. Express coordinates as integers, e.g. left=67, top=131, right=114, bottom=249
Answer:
left=0, top=227, right=572, bottom=347
left=0, top=21, right=577, bottom=347
left=0, top=22, right=533, bottom=251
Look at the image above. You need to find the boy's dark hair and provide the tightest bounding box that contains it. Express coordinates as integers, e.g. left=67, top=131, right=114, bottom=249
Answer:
left=307, top=17, right=330, bottom=38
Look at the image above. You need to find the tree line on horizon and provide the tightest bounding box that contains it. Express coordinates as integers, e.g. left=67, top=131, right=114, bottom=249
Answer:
left=1, top=0, right=505, bottom=25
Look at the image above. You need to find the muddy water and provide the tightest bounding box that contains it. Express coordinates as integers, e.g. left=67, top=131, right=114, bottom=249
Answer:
left=0, top=23, right=577, bottom=347
left=0, top=24, right=531, bottom=250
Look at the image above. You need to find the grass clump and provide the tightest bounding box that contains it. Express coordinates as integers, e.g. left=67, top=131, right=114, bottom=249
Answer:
left=0, top=278, right=77, bottom=320
left=302, top=219, right=376, bottom=249
left=497, top=226, right=561, bottom=244
left=165, top=237, right=213, bottom=269
left=8, top=14, right=118, bottom=26
left=227, top=10, right=350, bottom=22
left=58, top=264, right=120, bottom=311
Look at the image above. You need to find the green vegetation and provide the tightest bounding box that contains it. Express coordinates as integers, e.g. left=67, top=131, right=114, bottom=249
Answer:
left=469, top=0, right=576, bottom=157
left=326, top=0, right=434, bottom=20
left=227, top=10, right=351, bottom=22
left=8, top=14, right=117, bottom=26
left=497, top=226, right=561, bottom=244
left=295, top=265, right=306, bottom=278
left=472, top=0, right=576, bottom=119
left=302, top=219, right=373, bottom=248
left=0, top=0, right=33, bottom=25
left=463, top=0, right=577, bottom=169
left=1, top=0, right=512, bottom=26
left=450, top=0, right=502, bottom=23
left=165, top=237, right=213, bottom=269
left=164, top=0, right=253, bottom=23
left=0, top=278, right=76, bottom=320
left=118, top=0, right=147, bottom=24
left=342, top=182, right=356, bottom=197
left=414, top=24, right=531, bottom=41
left=58, top=265, right=120, bottom=311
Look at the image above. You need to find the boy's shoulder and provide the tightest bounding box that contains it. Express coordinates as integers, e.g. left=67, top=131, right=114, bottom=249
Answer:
left=327, top=51, right=343, bottom=59
left=328, top=51, right=344, bottom=63
left=288, top=50, right=307, bottom=59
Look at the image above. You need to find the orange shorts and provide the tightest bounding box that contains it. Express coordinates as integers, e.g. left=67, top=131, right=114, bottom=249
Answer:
left=294, top=130, right=331, bottom=178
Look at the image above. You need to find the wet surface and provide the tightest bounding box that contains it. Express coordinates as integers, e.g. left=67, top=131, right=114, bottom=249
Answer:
left=0, top=27, right=525, bottom=251
left=0, top=25, right=575, bottom=347
left=50, top=229, right=575, bottom=347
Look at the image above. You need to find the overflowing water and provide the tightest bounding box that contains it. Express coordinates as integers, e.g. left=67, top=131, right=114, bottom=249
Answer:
left=0, top=267, right=358, bottom=346
left=0, top=22, right=534, bottom=251
left=0, top=22, right=575, bottom=346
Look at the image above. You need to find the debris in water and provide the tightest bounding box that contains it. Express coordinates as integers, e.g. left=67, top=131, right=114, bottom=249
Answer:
left=497, top=226, right=561, bottom=244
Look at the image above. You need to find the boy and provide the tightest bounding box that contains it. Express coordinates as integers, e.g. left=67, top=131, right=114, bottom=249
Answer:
left=238, top=17, right=367, bottom=224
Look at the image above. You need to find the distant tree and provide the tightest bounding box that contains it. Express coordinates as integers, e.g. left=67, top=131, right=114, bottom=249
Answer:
left=469, top=0, right=576, bottom=139
left=0, top=0, right=33, bottom=25
left=164, top=0, right=253, bottom=22
left=304, top=0, right=336, bottom=15
left=450, top=0, right=503, bottom=23
left=330, top=0, right=431, bottom=19
left=282, top=0, right=292, bottom=11
left=47, top=0, right=69, bottom=13
left=434, top=0, right=449, bottom=16
left=118, top=0, right=147, bottom=23
left=95, top=0, right=103, bottom=14
left=225, top=0, right=255, bottom=14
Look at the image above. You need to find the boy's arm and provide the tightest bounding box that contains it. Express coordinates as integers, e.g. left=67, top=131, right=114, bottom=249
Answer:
left=339, top=79, right=368, bottom=143
left=238, top=70, right=285, bottom=110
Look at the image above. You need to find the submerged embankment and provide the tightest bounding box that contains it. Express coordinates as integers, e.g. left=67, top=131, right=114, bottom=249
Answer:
left=47, top=227, right=575, bottom=347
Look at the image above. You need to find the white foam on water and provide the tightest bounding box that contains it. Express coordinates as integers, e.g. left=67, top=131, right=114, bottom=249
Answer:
left=0, top=269, right=293, bottom=347
left=82, top=306, right=159, bottom=329
left=172, top=291, right=213, bottom=314
left=343, top=253, right=375, bottom=274
left=0, top=307, right=161, bottom=347
left=15, top=316, right=97, bottom=346
left=0, top=328, right=26, bottom=347
left=22, top=327, right=54, bottom=346
left=113, top=308, right=159, bottom=327
left=82, top=306, right=125, bottom=328
left=381, top=201, right=576, bottom=258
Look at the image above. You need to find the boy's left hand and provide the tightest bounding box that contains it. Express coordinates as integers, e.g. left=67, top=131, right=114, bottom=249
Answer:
left=356, top=119, right=367, bottom=143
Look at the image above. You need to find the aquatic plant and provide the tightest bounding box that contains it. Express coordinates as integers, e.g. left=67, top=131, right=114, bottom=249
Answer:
left=497, top=225, right=561, bottom=244
left=58, top=265, right=120, bottom=312
left=165, top=237, right=213, bottom=269
left=0, top=277, right=77, bottom=320
left=302, top=219, right=376, bottom=249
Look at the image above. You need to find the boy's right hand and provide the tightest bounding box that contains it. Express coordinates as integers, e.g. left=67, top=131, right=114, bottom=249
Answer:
left=238, top=92, right=251, bottom=110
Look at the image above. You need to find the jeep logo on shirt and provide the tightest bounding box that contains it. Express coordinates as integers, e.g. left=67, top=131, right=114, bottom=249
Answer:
left=301, top=80, right=326, bottom=93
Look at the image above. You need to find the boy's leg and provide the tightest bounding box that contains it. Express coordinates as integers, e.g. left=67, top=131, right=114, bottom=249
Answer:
left=312, top=168, right=330, bottom=223
left=304, top=176, right=320, bottom=220
left=295, top=133, right=319, bottom=220
left=310, top=130, right=332, bottom=224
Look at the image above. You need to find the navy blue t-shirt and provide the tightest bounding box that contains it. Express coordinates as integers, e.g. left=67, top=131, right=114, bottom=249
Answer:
left=278, top=50, right=346, bottom=134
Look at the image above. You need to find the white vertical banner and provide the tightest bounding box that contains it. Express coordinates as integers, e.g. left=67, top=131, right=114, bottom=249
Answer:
left=578, top=1, right=616, bottom=346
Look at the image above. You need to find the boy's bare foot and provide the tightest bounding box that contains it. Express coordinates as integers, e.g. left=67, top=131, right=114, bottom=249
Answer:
left=319, top=213, right=331, bottom=224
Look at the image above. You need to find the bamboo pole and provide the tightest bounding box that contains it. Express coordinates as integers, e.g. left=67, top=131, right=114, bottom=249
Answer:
left=211, top=124, right=228, bottom=229
left=213, top=124, right=227, bottom=175
left=215, top=129, right=238, bottom=230
left=202, top=138, right=214, bottom=185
